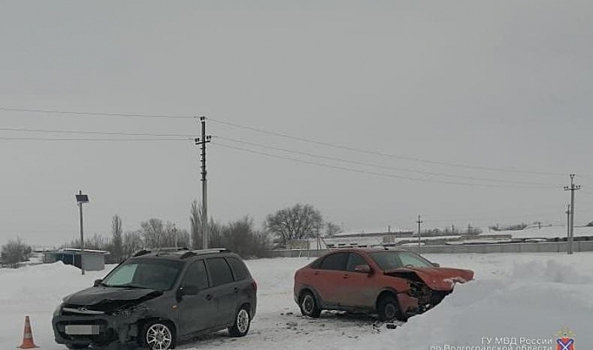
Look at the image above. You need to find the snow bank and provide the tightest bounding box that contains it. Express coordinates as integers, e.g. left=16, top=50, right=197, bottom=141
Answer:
left=354, top=254, right=593, bottom=350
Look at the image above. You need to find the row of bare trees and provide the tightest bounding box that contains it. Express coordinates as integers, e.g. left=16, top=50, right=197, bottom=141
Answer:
left=42, top=201, right=337, bottom=265
left=62, top=215, right=192, bottom=263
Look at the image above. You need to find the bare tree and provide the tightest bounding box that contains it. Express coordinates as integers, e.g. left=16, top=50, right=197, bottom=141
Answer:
left=122, top=230, right=144, bottom=258
left=190, top=200, right=203, bottom=249
left=162, top=221, right=190, bottom=248
left=86, top=234, right=109, bottom=250
left=1, top=238, right=32, bottom=268
left=141, top=218, right=166, bottom=248
left=325, top=222, right=342, bottom=237
left=63, top=234, right=109, bottom=251
left=265, top=203, right=323, bottom=248
left=111, top=215, right=124, bottom=262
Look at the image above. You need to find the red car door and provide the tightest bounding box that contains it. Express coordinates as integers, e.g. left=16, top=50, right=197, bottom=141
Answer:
left=336, top=252, right=377, bottom=308
left=312, top=252, right=349, bottom=306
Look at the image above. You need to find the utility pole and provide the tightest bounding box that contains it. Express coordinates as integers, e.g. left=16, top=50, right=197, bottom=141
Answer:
left=566, top=204, right=571, bottom=254
left=416, top=215, right=423, bottom=253
left=195, top=116, right=211, bottom=249
left=564, top=174, right=580, bottom=255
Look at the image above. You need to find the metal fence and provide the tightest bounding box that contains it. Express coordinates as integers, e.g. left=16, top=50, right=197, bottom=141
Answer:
left=268, top=240, right=593, bottom=258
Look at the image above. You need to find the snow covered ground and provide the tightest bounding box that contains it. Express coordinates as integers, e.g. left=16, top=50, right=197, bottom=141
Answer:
left=0, top=252, right=591, bottom=349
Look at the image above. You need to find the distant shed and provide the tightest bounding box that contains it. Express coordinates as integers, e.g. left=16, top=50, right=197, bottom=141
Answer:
left=43, top=248, right=109, bottom=271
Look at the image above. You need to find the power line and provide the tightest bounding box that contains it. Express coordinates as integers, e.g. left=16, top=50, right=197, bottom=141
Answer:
left=0, top=127, right=194, bottom=138
left=209, top=118, right=567, bottom=177
left=0, top=106, right=584, bottom=178
left=0, top=136, right=190, bottom=142
left=215, top=136, right=559, bottom=187
left=212, top=142, right=553, bottom=189
left=0, top=107, right=194, bottom=119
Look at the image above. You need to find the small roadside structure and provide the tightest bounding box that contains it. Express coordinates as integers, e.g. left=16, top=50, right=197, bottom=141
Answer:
left=43, top=248, right=109, bottom=271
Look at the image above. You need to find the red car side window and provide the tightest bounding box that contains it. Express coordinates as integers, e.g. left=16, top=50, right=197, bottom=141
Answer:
left=319, top=253, right=348, bottom=271
left=346, top=253, right=367, bottom=272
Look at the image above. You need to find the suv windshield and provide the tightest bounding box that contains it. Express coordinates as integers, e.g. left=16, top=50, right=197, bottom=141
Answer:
left=102, top=258, right=183, bottom=291
left=369, top=251, right=434, bottom=270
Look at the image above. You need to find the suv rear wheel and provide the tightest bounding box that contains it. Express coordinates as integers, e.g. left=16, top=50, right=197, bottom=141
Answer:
left=141, top=320, right=176, bottom=350
left=228, top=305, right=251, bottom=337
left=299, top=291, right=321, bottom=318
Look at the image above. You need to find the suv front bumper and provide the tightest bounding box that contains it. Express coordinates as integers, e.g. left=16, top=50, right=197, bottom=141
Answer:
left=52, top=313, right=141, bottom=347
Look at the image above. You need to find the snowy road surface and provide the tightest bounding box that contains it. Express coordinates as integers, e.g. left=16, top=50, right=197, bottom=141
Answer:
left=1, top=253, right=591, bottom=349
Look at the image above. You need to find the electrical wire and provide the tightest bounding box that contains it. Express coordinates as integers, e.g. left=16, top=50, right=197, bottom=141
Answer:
left=0, top=136, right=191, bottom=142
left=0, top=127, right=195, bottom=138
left=215, top=136, right=559, bottom=187
left=0, top=107, right=194, bottom=119
left=0, top=106, right=584, bottom=178
left=212, top=142, right=554, bottom=189
left=208, top=118, right=568, bottom=177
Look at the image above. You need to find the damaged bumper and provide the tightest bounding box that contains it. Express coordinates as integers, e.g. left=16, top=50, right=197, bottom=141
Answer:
left=52, top=309, right=147, bottom=347
left=396, top=292, right=420, bottom=317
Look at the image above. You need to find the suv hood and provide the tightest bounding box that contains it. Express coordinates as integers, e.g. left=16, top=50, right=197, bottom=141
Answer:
left=63, top=286, right=163, bottom=306
left=384, top=267, right=474, bottom=291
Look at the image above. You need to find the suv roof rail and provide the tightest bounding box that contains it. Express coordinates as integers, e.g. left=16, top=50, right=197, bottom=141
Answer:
left=194, top=248, right=230, bottom=255
left=179, top=251, right=197, bottom=259
left=175, top=248, right=230, bottom=259
left=155, top=247, right=189, bottom=256
left=132, top=249, right=151, bottom=257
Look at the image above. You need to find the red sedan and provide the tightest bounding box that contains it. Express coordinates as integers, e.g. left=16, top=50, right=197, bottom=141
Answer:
left=293, top=248, right=473, bottom=321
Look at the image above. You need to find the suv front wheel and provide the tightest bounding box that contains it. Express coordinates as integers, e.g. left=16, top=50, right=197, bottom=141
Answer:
left=141, top=320, right=176, bottom=350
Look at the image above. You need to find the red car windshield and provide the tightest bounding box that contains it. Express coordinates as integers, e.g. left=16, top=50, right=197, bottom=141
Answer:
left=369, top=251, right=434, bottom=270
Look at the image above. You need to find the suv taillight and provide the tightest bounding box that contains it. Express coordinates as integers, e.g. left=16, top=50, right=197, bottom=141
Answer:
left=252, top=280, right=258, bottom=292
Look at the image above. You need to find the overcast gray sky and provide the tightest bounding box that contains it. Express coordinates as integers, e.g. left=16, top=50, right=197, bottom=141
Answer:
left=1, top=1, right=593, bottom=247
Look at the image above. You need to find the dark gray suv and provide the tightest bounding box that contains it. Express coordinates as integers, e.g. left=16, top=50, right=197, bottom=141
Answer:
left=52, top=248, right=257, bottom=349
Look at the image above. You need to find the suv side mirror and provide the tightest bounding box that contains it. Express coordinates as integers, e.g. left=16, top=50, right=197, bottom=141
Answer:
left=432, top=262, right=440, bottom=267
left=354, top=264, right=372, bottom=274
left=177, top=286, right=199, bottom=299
left=93, top=279, right=103, bottom=287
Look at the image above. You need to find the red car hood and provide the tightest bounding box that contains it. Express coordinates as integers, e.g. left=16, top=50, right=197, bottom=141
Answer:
left=383, top=266, right=474, bottom=291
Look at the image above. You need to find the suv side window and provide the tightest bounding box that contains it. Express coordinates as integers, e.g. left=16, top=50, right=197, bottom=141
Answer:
left=205, top=257, right=234, bottom=287
left=227, top=257, right=249, bottom=281
left=181, top=260, right=209, bottom=290
left=346, top=253, right=368, bottom=272
left=319, top=252, right=348, bottom=271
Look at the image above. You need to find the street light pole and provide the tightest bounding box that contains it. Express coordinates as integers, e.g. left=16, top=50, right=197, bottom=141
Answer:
left=75, top=191, right=89, bottom=275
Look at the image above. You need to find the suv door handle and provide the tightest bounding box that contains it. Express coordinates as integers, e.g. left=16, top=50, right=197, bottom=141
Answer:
left=205, top=294, right=213, bottom=301
left=234, top=287, right=239, bottom=293
left=343, top=274, right=349, bottom=279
